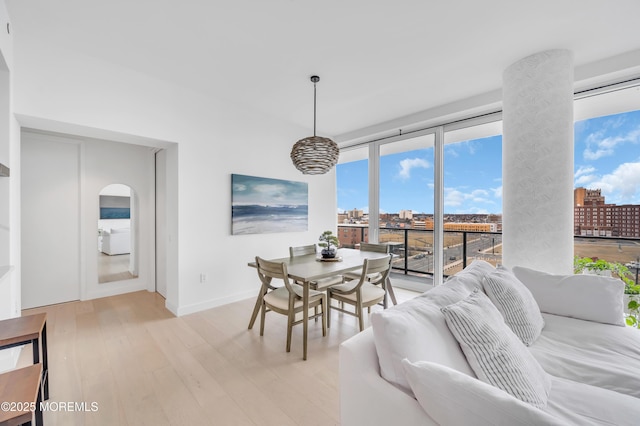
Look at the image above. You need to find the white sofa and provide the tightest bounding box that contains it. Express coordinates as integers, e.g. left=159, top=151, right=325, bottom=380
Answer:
left=101, top=228, right=131, bottom=255
left=340, top=261, right=640, bottom=425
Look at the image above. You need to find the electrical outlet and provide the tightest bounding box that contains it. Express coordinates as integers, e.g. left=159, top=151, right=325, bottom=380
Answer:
left=200, top=273, right=207, bottom=283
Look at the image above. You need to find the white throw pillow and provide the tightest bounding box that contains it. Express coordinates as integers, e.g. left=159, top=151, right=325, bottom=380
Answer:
left=447, top=259, right=496, bottom=288
left=441, top=289, right=552, bottom=409
left=483, top=266, right=545, bottom=345
left=371, top=260, right=495, bottom=396
left=512, top=266, right=625, bottom=326
left=401, top=360, right=565, bottom=426
left=371, top=284, right=477, bottom=395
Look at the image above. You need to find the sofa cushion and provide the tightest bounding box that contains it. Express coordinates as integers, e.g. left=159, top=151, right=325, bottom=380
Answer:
left=402, top=359, right=564, bottom=426
left=530, top=313, right=640, bottom=399
left=371, top=260, right=495, bottom=395
left=441, top=289, right=552, bottom=409
left=482, top=266, right=545, bottom=345
left=512, top=266, right=625, bottom=326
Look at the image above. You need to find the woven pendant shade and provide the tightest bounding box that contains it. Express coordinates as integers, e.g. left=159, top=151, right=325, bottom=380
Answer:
left=290, top=136, right=339, bottom=175
left=290, top=75, right=339, bottom=175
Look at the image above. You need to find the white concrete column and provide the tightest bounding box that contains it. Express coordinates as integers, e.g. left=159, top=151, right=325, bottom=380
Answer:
left=502, top=50, right=574, bottom=274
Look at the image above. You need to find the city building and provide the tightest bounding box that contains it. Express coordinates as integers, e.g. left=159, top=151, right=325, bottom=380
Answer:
left=347, top=208, right=364, bottom=220
left=337, top=224, right=369, bottom=248
left=399, top=210, right=413, bottom=220
left=574, top=187, right=640, bottom=237
left=444, top=222, right=498, bottom=232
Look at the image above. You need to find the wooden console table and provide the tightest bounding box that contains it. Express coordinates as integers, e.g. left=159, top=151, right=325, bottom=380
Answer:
left=0, top=314, right=49, bottom=400
left=0, top=363, right=43, bottom=426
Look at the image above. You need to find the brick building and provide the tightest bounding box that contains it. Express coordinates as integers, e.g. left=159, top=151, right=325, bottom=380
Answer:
left=574, top=187, right=640, bottom=237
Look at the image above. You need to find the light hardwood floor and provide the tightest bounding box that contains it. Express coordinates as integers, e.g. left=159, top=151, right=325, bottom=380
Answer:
left=20, top=282, right=421, bottom=425
left=98, top=253, right=137, bottom=284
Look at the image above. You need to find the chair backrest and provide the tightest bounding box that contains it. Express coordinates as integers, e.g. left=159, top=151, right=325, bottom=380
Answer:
left=361, top=255, right=393, bottom=287
left=359, top=242, right=390, bottom=254
left=289, top=244, right=316, bottom=257
left=255, top=256, right=297, bottom=294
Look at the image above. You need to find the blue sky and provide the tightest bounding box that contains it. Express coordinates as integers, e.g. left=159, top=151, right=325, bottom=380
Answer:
left=337, top=109, right=640, bottom=214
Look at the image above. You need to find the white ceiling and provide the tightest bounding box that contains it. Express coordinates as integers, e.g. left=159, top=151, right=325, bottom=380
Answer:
left=6, top=0, right=640, bottom=141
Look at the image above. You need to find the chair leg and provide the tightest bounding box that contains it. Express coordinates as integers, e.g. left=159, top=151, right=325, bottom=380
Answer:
left=259, top=302, right=266, bottom=336
left=357, top=303, right=364, bottom=332
left=286, top=311, right=294, bottom=352
left=327, top=292, right=332, bottom=329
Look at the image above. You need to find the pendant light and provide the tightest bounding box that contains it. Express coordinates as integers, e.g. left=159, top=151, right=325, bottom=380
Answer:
left=290, top=75, right=340, bottom=175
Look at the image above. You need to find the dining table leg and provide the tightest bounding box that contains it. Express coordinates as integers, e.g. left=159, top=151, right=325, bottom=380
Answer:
left=303, top=280, right=309, bottom=360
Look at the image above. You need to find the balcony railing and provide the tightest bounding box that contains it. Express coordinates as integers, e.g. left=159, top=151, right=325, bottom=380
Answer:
left=337, top=225, right=640, bottom=284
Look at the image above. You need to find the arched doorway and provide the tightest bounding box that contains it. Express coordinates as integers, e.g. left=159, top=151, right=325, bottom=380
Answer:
left=98, top=184, right=139, bottom=283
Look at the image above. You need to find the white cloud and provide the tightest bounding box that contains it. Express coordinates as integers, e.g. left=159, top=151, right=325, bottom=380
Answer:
left=492, top=186, right=502, bottom=198
left=444, top=188, right=495, bottom=207
left=574, top=165, right=598, bottom=186
left=444, top=189, right=465, bottom=207
left=575, top=174, right=596, bottom=186
left=583, top=126, right=640, bottom=160
left=398, top=158, right=430, bottom=180
left=592, top=162, right=640, bottom=203
left=575, top=165, right=596, bottom=178
left=445, top=146, right=459, bottom=158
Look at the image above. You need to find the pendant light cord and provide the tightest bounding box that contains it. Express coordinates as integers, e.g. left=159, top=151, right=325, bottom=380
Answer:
left=313, top=80, right=317, bottom=137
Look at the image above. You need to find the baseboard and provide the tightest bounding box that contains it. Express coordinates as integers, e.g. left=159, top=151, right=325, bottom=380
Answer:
left=175, top=289, right=256, bottom=317
left=165, top=299, right=179, bottom=316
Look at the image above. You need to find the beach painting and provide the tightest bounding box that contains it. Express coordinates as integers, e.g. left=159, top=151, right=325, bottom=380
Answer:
left=231, top=174, right=308, bottom=235
left=100, top=195, right=131, bottom=219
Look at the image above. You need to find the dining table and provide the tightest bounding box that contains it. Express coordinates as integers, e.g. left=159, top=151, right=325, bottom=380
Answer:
left=247, top=248, right=397, bottom=360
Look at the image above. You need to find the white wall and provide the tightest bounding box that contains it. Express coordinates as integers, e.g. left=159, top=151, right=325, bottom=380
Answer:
left=0, top=0, right=22, bottom=371
left=11, top=33, right=337, bottom=315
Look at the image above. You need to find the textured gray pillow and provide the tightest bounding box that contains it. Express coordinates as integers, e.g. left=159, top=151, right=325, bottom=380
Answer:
left=441, top=289, right=552, bottom=409
left=482, top=266, right=545, bottom=345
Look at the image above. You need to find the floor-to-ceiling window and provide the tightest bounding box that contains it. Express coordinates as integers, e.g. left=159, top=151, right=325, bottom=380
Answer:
left=573, top=91, right=640, bottom=285
left=336, top=146, right=369, bottom=248
left=443, top=118, right=503, bottom=276
left=337, top=80, right=640, bottom=288
left=378, top=134, right=435, bottom=275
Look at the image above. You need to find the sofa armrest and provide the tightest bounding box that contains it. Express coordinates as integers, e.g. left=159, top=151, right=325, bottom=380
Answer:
left=339, top=328, right=436, bottom=426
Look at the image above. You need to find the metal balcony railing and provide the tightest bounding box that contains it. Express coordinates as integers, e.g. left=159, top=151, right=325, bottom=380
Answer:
left=337, top=225, right=640, bottom=284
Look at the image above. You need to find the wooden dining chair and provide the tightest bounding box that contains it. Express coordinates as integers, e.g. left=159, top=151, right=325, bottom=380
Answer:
left=254, top=256, right=327, bottom=353
left=289, top=244, right=344, bottom=290
left=327, top=255, right=392, bottom=332
left=344, top=242, right=390, bottom=283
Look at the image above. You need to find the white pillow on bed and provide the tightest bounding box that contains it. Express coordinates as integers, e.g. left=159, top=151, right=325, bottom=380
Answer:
left=512, top=266, right=625, bottom=326
left=441, top=289, right=552, bottom=408
left=371, top=260, right=494, bottom=395
left=371, top=287, right=476, bottom=395
left=483, top=266, right=545, bottom=346
left=401, top=359, right=564, bottom=426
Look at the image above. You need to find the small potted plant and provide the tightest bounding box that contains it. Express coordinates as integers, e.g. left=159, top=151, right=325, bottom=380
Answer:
left=318, top=230, right=340, bottom=259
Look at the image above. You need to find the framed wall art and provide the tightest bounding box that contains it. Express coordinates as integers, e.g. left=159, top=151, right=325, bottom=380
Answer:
left=231, top=174, right=308, bottom=235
